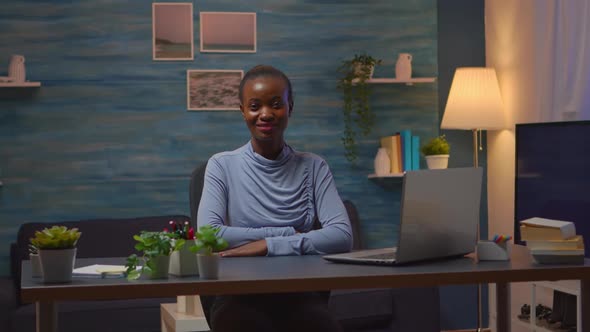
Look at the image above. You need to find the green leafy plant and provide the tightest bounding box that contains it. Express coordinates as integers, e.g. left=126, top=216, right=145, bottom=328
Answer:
left=125, top=231, right=183, bottom=280
left=189, top=225, right=229, bottom=256
left=29, top=226, right=81, bottom=250
left=421, top=135, right=451, bottom=156
left=337, top=53, right=382, bottom=163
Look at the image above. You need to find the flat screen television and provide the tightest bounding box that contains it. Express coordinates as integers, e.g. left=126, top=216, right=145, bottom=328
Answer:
left=515, top=120, right=590, bottom=256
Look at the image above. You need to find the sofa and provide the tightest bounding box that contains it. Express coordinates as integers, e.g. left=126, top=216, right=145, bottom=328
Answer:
left=2, top=209, right=440, bottom=332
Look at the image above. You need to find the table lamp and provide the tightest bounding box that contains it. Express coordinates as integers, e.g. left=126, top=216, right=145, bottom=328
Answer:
left=441, top=67, right=506, bottom=167
left=441, top=67, right=506, bottom=332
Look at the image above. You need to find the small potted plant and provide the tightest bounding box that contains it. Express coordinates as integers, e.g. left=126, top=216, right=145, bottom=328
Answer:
left=337, top=53, right=382, bottom=163
left=30, top=225, right=81, bottom=283
left=167, top=220, right=199, bottom=277
left=421, top=135, right=451, bottom=169
left=125, top=230, right=181, bottom=280
left=189, top=225, right=228, bottom=279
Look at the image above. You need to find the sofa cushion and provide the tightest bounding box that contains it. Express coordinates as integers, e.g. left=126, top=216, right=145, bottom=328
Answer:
left=10, top=298, right=177, bottom=332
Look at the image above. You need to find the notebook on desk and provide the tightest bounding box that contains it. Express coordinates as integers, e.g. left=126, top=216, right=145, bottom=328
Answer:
left=323, top=167, right=483, bottom=266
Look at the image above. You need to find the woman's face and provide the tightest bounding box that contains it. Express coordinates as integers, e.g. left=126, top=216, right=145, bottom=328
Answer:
left=240, top=75, right=291, bottom=144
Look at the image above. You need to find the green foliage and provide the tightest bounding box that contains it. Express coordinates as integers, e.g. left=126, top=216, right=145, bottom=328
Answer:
left=189, top=225, right=229, bottom=256
left=125, top=231, right=183, bottom=280
left=421, top=135, right=451, bottom=156
left=29, top=226, right=81, bottom=250
left=337, top=54, right=382, bottom=163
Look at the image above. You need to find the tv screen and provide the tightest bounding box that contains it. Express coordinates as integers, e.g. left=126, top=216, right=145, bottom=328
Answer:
left=515, top=121, right=590, bottom=256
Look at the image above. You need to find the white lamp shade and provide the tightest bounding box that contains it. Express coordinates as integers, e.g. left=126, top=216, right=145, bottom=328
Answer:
left=441, top=67, right=506, bottom=130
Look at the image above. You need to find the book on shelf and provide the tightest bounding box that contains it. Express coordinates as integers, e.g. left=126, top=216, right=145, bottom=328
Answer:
left=519, top=217, right=577, bottom=241
left=525, top=235, right=584, bottom=250
left=411, top=135, right=420, bottom=171
left=400, top=129, right=412, bottom=171
left=380, top=134, right=402, bottom=174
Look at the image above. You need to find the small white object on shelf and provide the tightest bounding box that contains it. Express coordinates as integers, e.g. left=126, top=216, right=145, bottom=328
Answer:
left=367, top=173, right=404, bottom=179
left=0, top=82, right=41, bottom=87
left=373, top=148, right=390, bottom=176
left=395, top=53, right=413, bottom=80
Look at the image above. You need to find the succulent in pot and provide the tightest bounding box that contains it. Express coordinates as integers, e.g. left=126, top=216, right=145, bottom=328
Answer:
left=30, top=226, right=81, bottom=283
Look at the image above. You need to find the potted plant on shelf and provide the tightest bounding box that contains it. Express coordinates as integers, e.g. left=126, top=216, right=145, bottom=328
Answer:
left=30, top=225, right=81, bottom=283
left=337, top=53, right=382, bottom=163
left=167, top=220, right=199, bottom=277
left=189, top=225, right=228, bottom=280
left=421, top=135, right=450, bottom=169
left=125, top=230, right=181, bottom=280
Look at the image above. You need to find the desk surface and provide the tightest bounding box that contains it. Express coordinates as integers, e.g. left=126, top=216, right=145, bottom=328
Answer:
left=21, top=245, right=590, bottom=303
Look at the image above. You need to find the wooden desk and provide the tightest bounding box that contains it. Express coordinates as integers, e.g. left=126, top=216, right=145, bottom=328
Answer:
left=21, top=245, right=590, bottom=332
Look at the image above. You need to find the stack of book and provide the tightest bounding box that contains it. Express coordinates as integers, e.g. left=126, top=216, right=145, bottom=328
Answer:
left=380, top=129, right=420, bottom=174
left=520, top=217, right=585, bottom=264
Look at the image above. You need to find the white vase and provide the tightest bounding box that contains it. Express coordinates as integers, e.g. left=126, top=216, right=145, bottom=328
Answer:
left=30, top=253, right=42, bottom=278
left=39, top=248, right=76, bottom=283
left=425, top=155, right=449, bottom=169
left=8, top=55, right=26, bottom=83
left=374, top=148, right=390, bottom=176
left=169, top=240, right=199, bottom=276
left=197, top=253, right=220, bottom=280
left=395, top=53, right=412, bottom=80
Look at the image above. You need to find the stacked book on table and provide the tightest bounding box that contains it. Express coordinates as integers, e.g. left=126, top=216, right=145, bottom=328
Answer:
left=520, top=217, right=585, bottom=264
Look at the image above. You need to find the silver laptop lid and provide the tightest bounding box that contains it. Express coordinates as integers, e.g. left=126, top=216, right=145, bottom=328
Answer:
left=395, top=167, right=483, bottom=264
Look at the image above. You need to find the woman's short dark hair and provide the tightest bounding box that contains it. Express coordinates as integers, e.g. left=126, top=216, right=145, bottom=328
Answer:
left=239, top=65, right=294, bottom=109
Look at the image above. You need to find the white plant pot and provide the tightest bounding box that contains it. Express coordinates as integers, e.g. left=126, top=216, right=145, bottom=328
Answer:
left=197, top=253, right=220, bottom=280
left=169, top=241, right=199, bottom=276
left=425, top=155, right=449, bottom=169
left=30, top=253, right=42, bottom=278
left=39, top=248, right=76, bottom=283
left=353, top=63, right=375, bottom=79
left=148, top=255, right=170, bottom=279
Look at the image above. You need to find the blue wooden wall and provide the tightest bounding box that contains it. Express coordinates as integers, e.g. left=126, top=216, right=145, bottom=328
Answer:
left=0, top=0, right=437, bottom=273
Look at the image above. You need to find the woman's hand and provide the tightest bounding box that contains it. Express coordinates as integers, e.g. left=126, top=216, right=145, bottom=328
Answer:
left=220, top=239, right=268, bottom=257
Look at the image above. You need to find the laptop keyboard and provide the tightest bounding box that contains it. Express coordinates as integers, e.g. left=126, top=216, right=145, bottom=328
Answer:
left=361, top=252, right=397, bottom=260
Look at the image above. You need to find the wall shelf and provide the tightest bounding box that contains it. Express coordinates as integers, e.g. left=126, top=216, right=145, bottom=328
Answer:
left=351, top=77, right=436, bottom=86
left=0, top=82, right=41, bottom=87
left=367, top=77, right=436, bottom=84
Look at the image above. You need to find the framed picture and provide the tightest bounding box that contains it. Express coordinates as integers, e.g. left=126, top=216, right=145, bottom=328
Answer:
left=152, top=3, right=194, bottom=60
left=200, top=12, right=257, bottom=53
left=187, top=70, right=244, bottom=111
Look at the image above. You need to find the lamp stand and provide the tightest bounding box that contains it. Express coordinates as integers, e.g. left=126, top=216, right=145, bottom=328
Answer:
left=472, top=128, right=483, bottom=332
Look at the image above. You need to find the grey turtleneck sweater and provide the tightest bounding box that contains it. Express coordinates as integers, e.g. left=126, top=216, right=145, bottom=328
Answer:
left=197, top=141, right=352, bottom=256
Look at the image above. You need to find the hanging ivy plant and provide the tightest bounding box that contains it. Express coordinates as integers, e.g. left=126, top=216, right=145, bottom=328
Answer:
left=337, top=54, right=382, bottom=163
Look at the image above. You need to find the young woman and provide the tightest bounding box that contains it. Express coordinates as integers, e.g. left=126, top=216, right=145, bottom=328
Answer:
left=197, top=65, right=352, bottom=332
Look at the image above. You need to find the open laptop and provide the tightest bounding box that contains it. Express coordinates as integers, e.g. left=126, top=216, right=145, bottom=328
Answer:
left=323, top=167, right=483, bottom=265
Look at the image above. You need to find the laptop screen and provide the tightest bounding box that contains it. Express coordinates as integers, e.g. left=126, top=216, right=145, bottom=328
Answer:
left=395, top=167, right=483, bottom=264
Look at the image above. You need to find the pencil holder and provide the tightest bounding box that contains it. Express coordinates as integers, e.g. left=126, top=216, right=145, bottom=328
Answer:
left=477, top=240, right=511, bottom=261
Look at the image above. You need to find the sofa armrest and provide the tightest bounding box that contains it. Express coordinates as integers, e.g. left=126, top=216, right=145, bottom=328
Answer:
left=0, top=277, right=17, bottom=332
